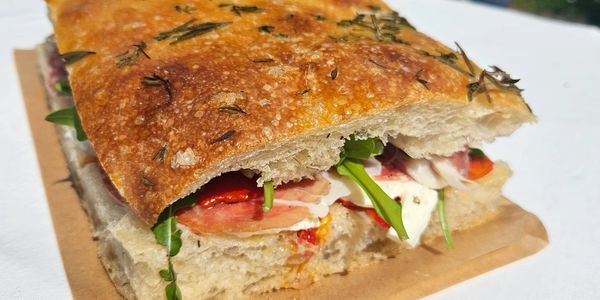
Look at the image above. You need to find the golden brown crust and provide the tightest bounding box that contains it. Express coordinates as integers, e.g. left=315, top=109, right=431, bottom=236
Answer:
left=47, top=0, right=533, bottom=224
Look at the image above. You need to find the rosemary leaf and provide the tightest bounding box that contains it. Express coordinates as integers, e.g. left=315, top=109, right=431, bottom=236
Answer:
left=153, top=147, right=167, bottom=162
left=252, top=58, right=275, bottom=63
left=61, top=50, right=96, bottom=66
left=331, top=67, right=339, bottom=80
left=257, top=25, right=274, bottom=33
left=142, top=176, right=156, bottom=187
left=231, top=5, right=264, bottom=16
left=455, top=42, right=475, bottom=77
left=416, top=69, right=429, bottom=89
left=211, top=130, right=236, bottom=144
left=369, top=58, right=389, bottom=69
left=175, top=5, right=195, bottom=14
left=219, top=104, right=246, bottom=114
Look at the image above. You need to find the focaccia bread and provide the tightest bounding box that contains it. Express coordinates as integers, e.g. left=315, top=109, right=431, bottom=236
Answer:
left=46, top=0, right=534, bottom=224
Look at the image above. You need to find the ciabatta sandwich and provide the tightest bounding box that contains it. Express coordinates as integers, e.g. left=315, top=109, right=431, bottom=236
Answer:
left=41, top=0, right=535, bottom=299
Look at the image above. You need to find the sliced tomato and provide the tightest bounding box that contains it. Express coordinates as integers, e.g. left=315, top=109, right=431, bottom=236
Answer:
left=468, top=156, right=494, bottom=180
left=196, top=172, right=261, bottom=209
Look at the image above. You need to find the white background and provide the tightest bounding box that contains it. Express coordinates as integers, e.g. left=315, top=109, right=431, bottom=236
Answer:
left=1, top=0, right=599, bottom=299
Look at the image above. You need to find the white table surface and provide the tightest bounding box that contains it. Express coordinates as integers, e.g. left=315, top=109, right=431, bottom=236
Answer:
left=1, top=0, right=599, bottom=299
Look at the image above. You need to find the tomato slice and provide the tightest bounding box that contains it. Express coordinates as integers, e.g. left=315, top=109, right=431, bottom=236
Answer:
left=197, top=172, right=261, bottom=209
left=468, top=157, right=494, bottom=180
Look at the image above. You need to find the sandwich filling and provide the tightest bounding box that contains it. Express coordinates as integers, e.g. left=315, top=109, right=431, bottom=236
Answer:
left=174, top=146, right=493, bottom=248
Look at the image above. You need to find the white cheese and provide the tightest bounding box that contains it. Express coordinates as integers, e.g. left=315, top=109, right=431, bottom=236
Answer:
left=322, top=159, right=439, bottom=248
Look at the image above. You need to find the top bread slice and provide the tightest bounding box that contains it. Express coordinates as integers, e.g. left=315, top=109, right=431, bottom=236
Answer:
left=46, top=0, right=535, bottom=224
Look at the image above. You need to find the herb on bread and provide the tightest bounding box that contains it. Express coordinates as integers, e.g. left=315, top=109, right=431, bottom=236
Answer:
left=211, top=130, right=236, bottom=144
left=116, top=42, right=150, bottom=68
left=252, top=58, right=275, bottom=63
left=330, top=67, right=338, bottom=80
left=60, top=50, right=95, bottom=66
left=175, top=5, right=196, bottom=14
left=45, top=107, right=87, bottom=141
left=155, top=19, right=230, bottom=44
left=219, top=104, right=246, bottom=114
left=436, top=189, right=453, bottom=249
left=257, top=25, right=274, bottom=33
left=415, top=69, right=428, bottom=89
left=153, top=146, right=168, bottom=162
left=231, top=5, right=264, bottom=16
left=142, top=74, right=173, bottom=102
left=336, top=137, right=409, bottom=240
left=455, top=42, right=475, bottom=77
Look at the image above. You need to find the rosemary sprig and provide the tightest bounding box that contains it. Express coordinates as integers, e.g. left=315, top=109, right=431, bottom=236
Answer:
left=218, top=104, right=246, bottom=114
left=155, top=19, right=230, bottom=44
left=61, top=50, right=95, bottom=66
left=211, top=130, right=236, bottom=144
left=455, top=42, right=475, bottom=77
left=467, top=66, right=524, bottom=103
left=142, top=74, right=173, bottom=102
left=116, top=42, right=150, bottom=68
left=336, top=11, right=414, bottom=44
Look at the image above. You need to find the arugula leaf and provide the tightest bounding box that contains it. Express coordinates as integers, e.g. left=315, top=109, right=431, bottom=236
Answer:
left=436, top=189, right=454, bottom=249
left=153, top=209, right=183, bottom=257
left=54, top=80, right=72, bottom=96
left=45, top=107, right=87, bottom=141
left=343, top=136, right=384, bottom=160
left=165, top=281, right=182, bottom=300
left=468, top=148, right=487, bottom=159
left=336, top=136, right=408, bottom=240
left=337, top=158, right=408, bottom=240
left=153, top=206, right=183, bottom=300
left=262, top=180, right=274, bottom=212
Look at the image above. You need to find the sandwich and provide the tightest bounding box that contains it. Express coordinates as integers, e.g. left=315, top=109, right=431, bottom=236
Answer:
left=41, top=0, right=535, bottom=299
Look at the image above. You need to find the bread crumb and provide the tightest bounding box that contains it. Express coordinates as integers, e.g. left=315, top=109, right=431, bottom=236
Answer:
left=171, top=147, right=197, bottom=169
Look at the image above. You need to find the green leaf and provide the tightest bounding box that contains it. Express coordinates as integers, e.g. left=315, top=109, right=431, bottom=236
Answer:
left=262, top=180, right=274, bottom=212
left=45, top=107, right=88, bottom=141
left=54, top=80, right=72, bottom=96
left=155, top=193, right=198, bottom=226
left=45, top=107, right=75, bottom=127
left=343, top=136, right=384, bottom=160
left=468, top=148, right=487, bottom=159
left=73, top=110, right=87, bottom=141
left=60, top=50, right=96, bottom=66
left=336, top=158, right=409, bottom=240
left=159, top=269, right=173, bottom=281
left=165, top=281, right=182, bottom=300
left=437, top=189, right=454, bottom=249
left=153, top=210, right=183, bottom=257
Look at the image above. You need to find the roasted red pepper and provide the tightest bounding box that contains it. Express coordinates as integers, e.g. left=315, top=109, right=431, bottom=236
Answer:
left=467, top=148, right=494, bottom=180
left=336, top=199, right=390, bottom=229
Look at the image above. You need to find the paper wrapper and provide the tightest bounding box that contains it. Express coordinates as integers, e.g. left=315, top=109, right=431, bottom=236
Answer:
left=15, top=49, right=548, bottom=300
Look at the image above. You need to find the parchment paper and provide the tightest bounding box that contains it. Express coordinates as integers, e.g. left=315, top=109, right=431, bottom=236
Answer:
left=15, top=49, right=548, bottom=300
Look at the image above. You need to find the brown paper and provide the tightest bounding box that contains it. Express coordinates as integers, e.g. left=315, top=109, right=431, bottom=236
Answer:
left=15, top=49, right=548, bottom=300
